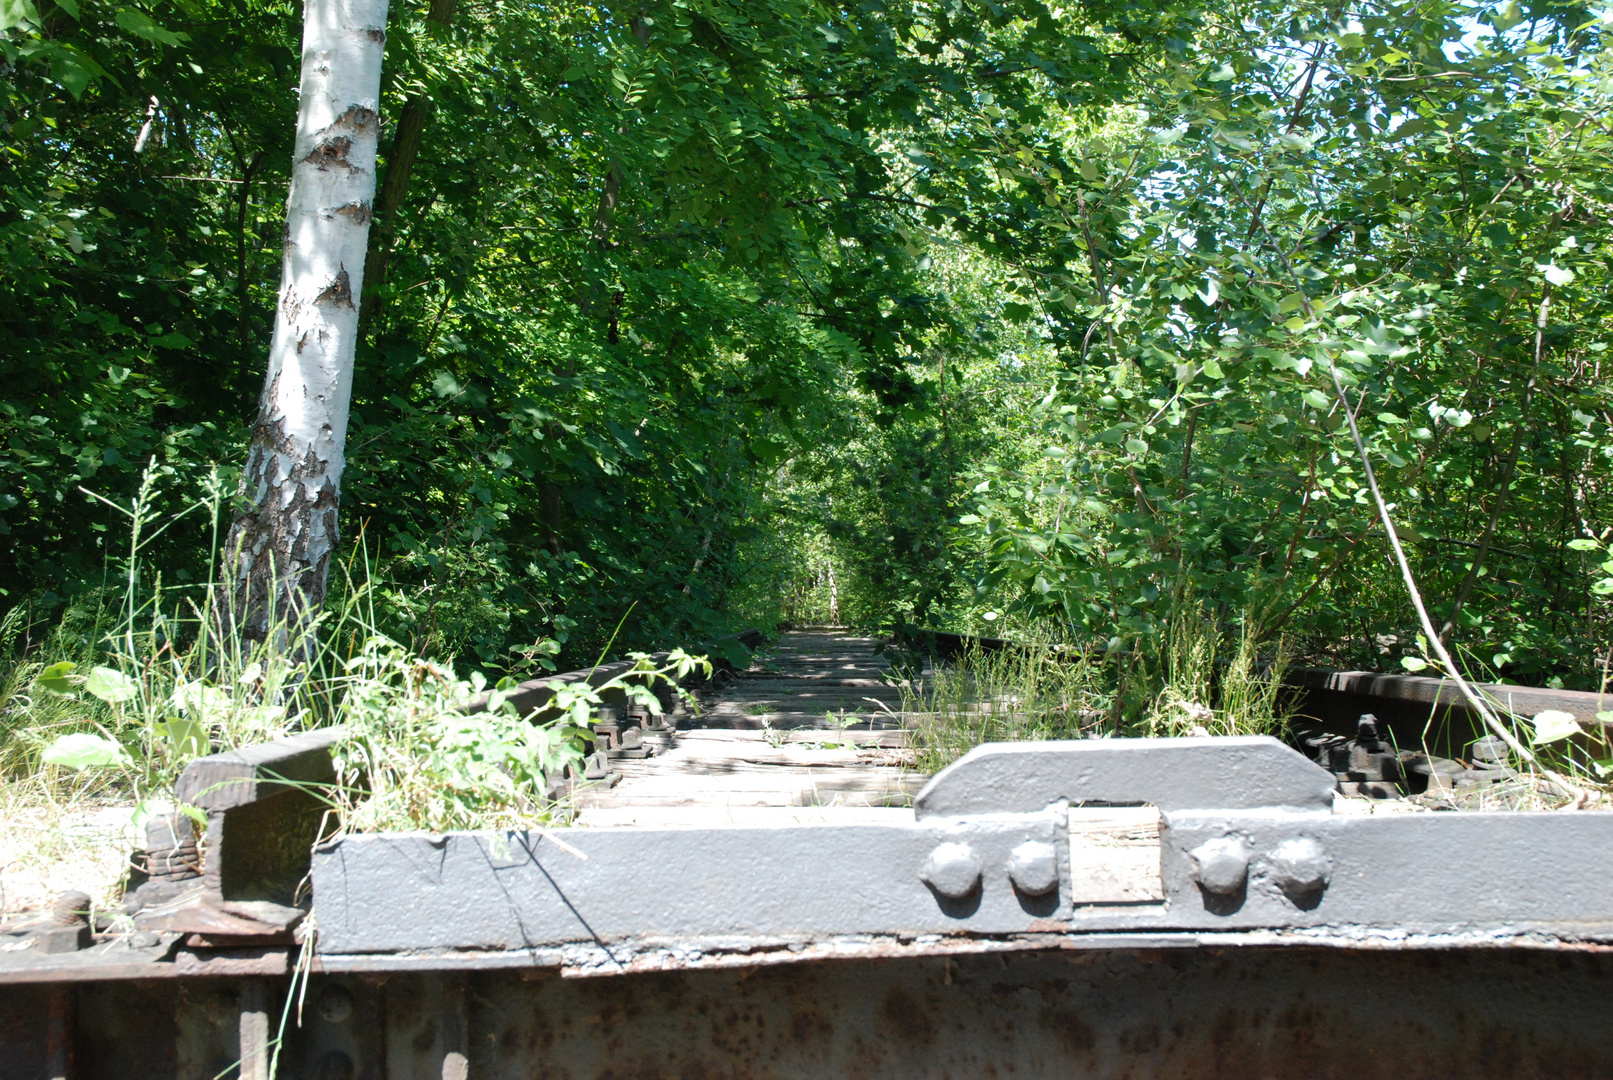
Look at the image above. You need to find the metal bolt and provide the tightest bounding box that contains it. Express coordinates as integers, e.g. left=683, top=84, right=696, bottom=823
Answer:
left=1188, top=837, right=1250, bottom=896
left=1470, top=736, right=1509, bottom=768
left=1265, top=837, right=1331, bottom=896
left=50, top=890, right=91, bottom=927
left=1355, top=713, right=1384, bottom=751
left=318, top=984, right=355, bottom=1024
left=920, top=842, right=982, bottom=899
left=1006, top=840, right=1059, bottom=896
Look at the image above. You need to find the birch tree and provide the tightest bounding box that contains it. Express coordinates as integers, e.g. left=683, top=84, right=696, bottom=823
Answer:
left=220, top=0, right=390, bottom=653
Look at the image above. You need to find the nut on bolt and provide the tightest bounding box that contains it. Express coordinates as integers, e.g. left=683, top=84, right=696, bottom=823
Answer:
left=1265, top=837, right=1330, bottom=898
left=1007, top=841, right=1059, bottom=896
left=920, top=842, right=982, bottom=899
left=1188, top=837, right=1251, bottom=896
left=51, top=890, right=92, bottom=927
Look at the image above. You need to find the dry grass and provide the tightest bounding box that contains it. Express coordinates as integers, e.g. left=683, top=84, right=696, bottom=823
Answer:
left=0, top=784, right=141, bottom=919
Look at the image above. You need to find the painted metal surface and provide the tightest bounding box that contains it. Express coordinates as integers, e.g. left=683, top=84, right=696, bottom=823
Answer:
left=913, top=735, right=1338, bottom=814
left=312, top=735, right=1613, bottom=962
left=312, top=812, right=1066, bottom=953
left=8, top=727, right=1613, bottom=1076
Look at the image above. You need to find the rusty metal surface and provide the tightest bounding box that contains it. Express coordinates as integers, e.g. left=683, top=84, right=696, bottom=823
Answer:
left=5, top=944, right=1613, bottom=1078
left=428, top=946, right=1613, bottom=1079
left=1287, top=665, right=1611, bottom=729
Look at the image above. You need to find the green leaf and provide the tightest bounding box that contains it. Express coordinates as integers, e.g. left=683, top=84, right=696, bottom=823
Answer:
left=171, top=679, right=231, bottom=718
left=176, top=802, right=208, bottom=828
left=1375, top=412, right=1406, bottom=426
left=1124, top=438, right=1149, bottom=456
left=1529, top=710, right=1580, bottom=746
left=154, top=717, right=210, bottom=758
left=1567, top=538, right=1601, bottom=551
left=1, top=0, right=41, bottom=30
left=1538, top=263, right=1575, bottom=286
left=85, top=665, right=138, bottom=703
left=42, top=733, right=132, bottom=770
left=1217, top=128, right=1256, bottom=151
left=1302, top=389, right=1331, bottom=410
left=113, top=9, right=186, bottom=46
left=49, top=44, right=105, bottom=98
left=1001, top=302, right=1033, bottom=322
left=711, top=639, right=753, bottom=670
left=1592, top=578, right=1613, bottom=596
left=1399, top=656, right=1428, bottom=672
left=36, top=660, right=77, bottom=696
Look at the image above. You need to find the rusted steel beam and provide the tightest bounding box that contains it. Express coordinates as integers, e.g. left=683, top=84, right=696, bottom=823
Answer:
left=6, top=946, right=1613, bottom=1078
left=1286, top=664, right=1610, bottom=728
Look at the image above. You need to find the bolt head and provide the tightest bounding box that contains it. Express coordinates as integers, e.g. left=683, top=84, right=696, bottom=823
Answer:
left=1189, top=837, right=1251, bottom=896
left=921, top=842, right=983, bottom=899
left=318, top=984, right=355, bottom=1024
left=1007, top=840, right=1059, bottom=896
left=1265, top=837, right=1331, bottom=896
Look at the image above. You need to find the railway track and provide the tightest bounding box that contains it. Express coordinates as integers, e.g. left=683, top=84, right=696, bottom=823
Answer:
left=575, top=630, right=921, bottom=822
left=4, top=628, right=1613, bottom=1078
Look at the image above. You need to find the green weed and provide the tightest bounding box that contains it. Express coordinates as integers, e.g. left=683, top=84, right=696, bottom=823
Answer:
left=2, top=464, right=704, bottom=867
left=900, top=607, right=1295, bottom=774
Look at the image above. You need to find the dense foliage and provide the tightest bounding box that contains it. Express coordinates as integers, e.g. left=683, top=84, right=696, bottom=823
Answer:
left=4, top=0, right=1610, bottom=686
left=956, top=0, right=1613, bottom=685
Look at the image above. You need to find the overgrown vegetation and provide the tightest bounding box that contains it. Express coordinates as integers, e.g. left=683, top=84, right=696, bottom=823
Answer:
left=902, top=604, right=1296, bottom=773
left=0, top=465, right=716, bottom=916
left=329, top=639, right=703, bottom=834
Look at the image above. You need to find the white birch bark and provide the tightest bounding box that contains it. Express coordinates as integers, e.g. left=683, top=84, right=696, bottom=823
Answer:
left=222, top=0, right=390, bottom=652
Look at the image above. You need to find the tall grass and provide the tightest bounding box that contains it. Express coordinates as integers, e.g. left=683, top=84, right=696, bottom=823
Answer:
left=901, top=607, right=1296, bottom=774
left=903, top=629, right=1104, bottom=775
left=1133, top=604, right=1293, bottom=739
left=0, top=464, right=389, bottom=814
left=0, top=461, right=704, bottom=881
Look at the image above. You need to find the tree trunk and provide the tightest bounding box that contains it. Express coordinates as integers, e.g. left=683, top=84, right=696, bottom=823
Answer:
left=220, top=0, right=391, bottom=655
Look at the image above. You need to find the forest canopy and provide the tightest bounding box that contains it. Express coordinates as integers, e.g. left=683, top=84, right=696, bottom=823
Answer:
left=3, top=0, right=1611, bottom=688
